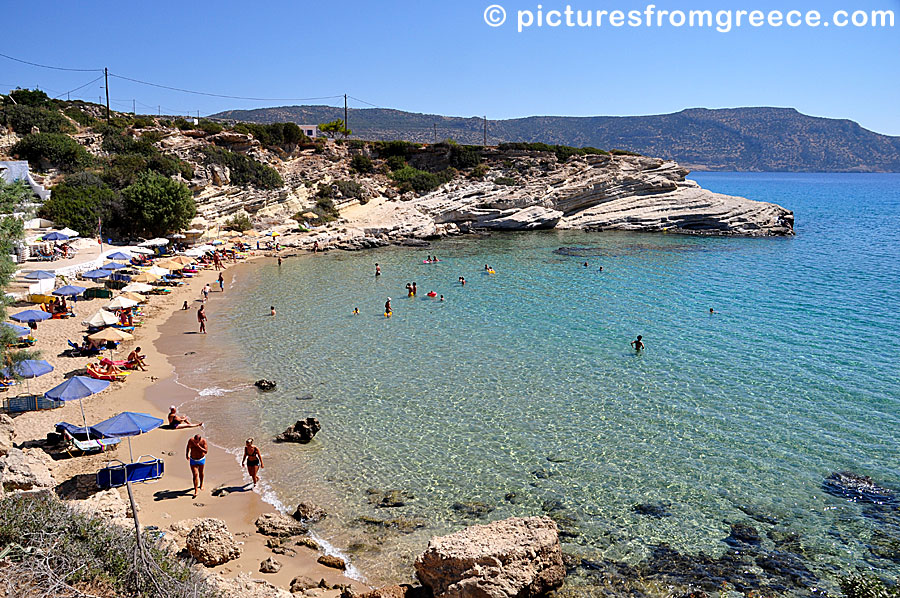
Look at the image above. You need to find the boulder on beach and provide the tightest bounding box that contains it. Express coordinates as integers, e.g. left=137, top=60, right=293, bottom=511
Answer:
left=255, top=512, right=308, bottom=537
left=186, top=518, right=242, bottom=566
left=0, top=447, right=55, bottom=492
left=317, top=554, right=347, bottom=570
left=0, top=415, right=17, bottom=457
left=205, top=572, right=292, bottom=598
left=415, top=516, right=566, bottom=598
left=294, top=501, right=328, bottom=522
left=274, top=417, right=321, bottom=443
left=260, top=556, right=283, bottom=573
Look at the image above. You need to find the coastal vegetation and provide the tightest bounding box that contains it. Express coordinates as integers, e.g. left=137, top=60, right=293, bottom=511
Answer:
left=319, top=118, right=351, bottom=139
left=223, top=211, right=253, bottom=232
left=37, top=176, right=118, bottom=237
left=0, top=492, right=212, bottom=597
left=0, top=178, right=38, bottom=366
left=12, top=132, right=93, bottom=172
left=200, top=146, right=283, bottom=189
left=121, top=171, right=195, bottom=237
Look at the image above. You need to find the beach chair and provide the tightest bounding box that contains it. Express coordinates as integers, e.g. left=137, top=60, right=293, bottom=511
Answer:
left=3, top=394, right=64, bottom=413
left=96, top=456, right=164, bottom=489
left=55, top=425, right=121, bottom=457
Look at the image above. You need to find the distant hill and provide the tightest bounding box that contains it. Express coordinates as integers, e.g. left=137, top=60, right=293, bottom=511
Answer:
left=210, top=106, right=900, bottom=172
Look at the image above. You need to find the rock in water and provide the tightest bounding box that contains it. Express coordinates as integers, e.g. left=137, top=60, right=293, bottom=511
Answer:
left=823, top=471, right=896, bottom=505
left=293, top=502, right=328, bottom=522
left=318, top=554, right=347, bottom=570
left=415, top=516, right=566, bottom=598
left=186, top=518, right=242, bottom=566
left=255, top=379, right=277, bottom=391
left=274, top=417, right=321, bottom=443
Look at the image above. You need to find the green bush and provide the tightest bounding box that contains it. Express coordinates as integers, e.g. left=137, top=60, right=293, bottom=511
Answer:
left=235, top=122, right=307, bottom=147
left=64, top=106, right=98, bottom=127
left=102, top=151, right=192, bottom=189
left=3, top=88, right=52, bottom=107
left=200, top=146, right=283, bottom=189
left=39, top=180, right=117, bottom=236
left=223, top=212, right=253, bottom=232
left=101, top=131, right=155, bottom=155
left=122, top=171, right=195, bottom=237
left=449, top=144, right=482, bottom=168
left=333, top=179, right=364, bottom=199
left=494, top=176, right=517, bottom=186
left=313, top=195, right=339, bottom=221
left=468, top=163, right=489, bottom=179
left=350, top=154, right=374, bottom=174
left=197, top=119, right=223, bottom=134
left=610, top=148, right=642, bottom=156
left=0, top=492, right=213, bottom=598
left=173, top=118, right=193, bottom=130
left=373, top=140, right=420, bottom=159
left=12, top=132, right=92, bottom=171
left=1, top=104, right=75, bottom=135
left=391, top=165, right=455, bottom=193
left=498, top=142, right=610, bottom=162
left=386, top=155, right=406, bottom=172
left=131, top=116, right=156, bottom=129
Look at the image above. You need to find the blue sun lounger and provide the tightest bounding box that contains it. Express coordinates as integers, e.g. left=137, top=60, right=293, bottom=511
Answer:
left=96, top=456, right=164, bottom=489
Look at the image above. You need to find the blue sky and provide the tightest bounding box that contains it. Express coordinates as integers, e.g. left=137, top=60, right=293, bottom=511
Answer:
left=2, top=0, right=898, bottom=134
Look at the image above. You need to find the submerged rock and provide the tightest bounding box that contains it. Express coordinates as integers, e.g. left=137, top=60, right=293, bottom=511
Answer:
left=725, top=523, right=762, bottom=547
left=274, top=417, right=321, bottom=443
left=632, top=502, right=672, bottom=518
left=451, top=501, right=494, bottom=518
left=823, top=471, right=896, bottom=505
left=293, top=501, right=327, bottom=522
left=367, top=488, right=414, bottom=508
left=415, top=516, right=566, bottom=598
left=255, top=379, right=277, bottom=391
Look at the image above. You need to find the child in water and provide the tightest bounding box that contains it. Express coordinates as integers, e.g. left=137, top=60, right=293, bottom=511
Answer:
left=352, top=308, right=360, bottom=315
left=270, top=306, right=276, bottom=317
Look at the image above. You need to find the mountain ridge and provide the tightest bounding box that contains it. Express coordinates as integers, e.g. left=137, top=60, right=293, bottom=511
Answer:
left=210, top=105, right=900, bottom=173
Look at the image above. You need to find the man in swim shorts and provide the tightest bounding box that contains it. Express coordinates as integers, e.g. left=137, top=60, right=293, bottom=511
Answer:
left=385, top=297, right=392, bottom=315
left=186, top=434, right=208, bottom=498
left=375, top=263, right=381, bottom=277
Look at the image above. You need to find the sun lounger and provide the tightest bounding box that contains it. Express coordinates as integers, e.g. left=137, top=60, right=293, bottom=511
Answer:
left=55, top=426, right=121, bottom=457
left=96, top=456, right=164, bottom=489
left=4, top=394, right=63, bottom=413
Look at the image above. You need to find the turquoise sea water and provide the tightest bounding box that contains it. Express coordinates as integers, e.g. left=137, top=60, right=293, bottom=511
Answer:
left=176, top=173, right=900, bottom=593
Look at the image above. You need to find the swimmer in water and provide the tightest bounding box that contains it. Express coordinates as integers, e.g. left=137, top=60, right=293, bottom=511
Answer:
left=406, top=283, right=413, bottom=297
left=484, top=264, right=490, bottom=271
left=270, top=305, right=276, bottom=317
left=352, top=307, right=359, bottom=315
left=598, top=266, right=603, bottom=272
left=583, top=262, right=588, bottom=267
left=375, top=263, right=381, bottom=277
left=385, top=298, right=392, bottom=315
left=709, top=307, right=716, bottom=314
left=630, top=335, right=644, bottom=352
left=440, top=295, right=444, bottom=301
left=412, top=282, right=417, bottom=296
left=459, top=276, right=466, bottom=285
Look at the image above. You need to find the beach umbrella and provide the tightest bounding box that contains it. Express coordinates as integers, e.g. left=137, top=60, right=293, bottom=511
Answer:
left=84, top=310, right=119, bottom=328
left=92, top=411, right=164, bottom=461
left=52, top=285, right=86, bottom=297
left=211, top=239, right=225, bottom=246
left=2, top=322, right=31, bottom=338
left=130, top=272, right=160, bottom=283
left=170, top=233, right=186, bottom=239
left=131, top=247, right=154, bottom=255
left=146, top=266, right=169, bottom=276
left=58, top=227, right=80, bottom=238
left=81, top=269, right=111, bottom=280
left=10, top=310, right=51, bottom=323
left=87, top=327, right=134, bottom=359
left=102, top=262, right=129, bottom=271
left=167, top=256, right=194, bottom=266
left=2, top=359, right=54, bottom=395
left=24, top=270, right=55, bottom=280
left=45, top=376, right=111, bottom=437
left=122, top=282, right=153, bottom=293
left=154, top=259, right=182, bottom=270
left=42, top=231, right=69, bottom=241
left=119, top=292, right=147, bottom=304
left=138, top=238, right=169, bottom=247
left=106, top=251, right=132, bottom=261
left=105, top=296, right=139, bottom=310
left=183, top=248, right=206, bottom=257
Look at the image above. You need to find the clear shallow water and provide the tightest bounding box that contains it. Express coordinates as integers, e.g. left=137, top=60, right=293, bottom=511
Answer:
left=178, top=173, right=900, bottom=592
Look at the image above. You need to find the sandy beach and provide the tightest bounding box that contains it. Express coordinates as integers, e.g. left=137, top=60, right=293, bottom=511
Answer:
left=6, top=249, right=367, bottom=595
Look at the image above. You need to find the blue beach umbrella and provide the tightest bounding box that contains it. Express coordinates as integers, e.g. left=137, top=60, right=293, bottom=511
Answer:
left=106, top=251, right=132, bottom=261
left=2, top=359, right=54, bottom=395
left=42, top=231, right=69, bottom=241
left=2, top=322, right=31, bottom=338
left=10, top=310, right=52, bottom=323
left=45, top=376, right=111, bottom=435
left=93, top=411, right=164, bottom=461
left=24, top=270, right=56, bottom=280
left=102, top=262, right=129, bottom=270
left=81, top=269, right=111, bottom=280
left=53, top=285, right=86, bottom=297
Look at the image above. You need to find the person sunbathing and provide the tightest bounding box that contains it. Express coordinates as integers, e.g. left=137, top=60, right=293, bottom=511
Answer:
left=168, top=406, right=202, bottom=429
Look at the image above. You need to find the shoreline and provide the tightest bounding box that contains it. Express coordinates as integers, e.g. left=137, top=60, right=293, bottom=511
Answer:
left=7, top=250, right=368, bottom=595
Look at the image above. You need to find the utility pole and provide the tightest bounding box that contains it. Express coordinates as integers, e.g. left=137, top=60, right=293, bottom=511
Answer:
left=433, top=122, right=437, bottom=144
left=104, top=68, right=110, bottom=124
left=483, top=116, right=487, bottom=147
left=132, top=99, right=136, bottom=115
left=158, top=105, right=160, bottom=116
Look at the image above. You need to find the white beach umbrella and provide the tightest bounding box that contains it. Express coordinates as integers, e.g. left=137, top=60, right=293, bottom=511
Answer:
left=146, top=265, right=169, bottom=276
left=84, top=310, right=120, bottom=328
left=130, top=247, right=155, bottom=255
left=138, top=238, right=170, bottom=247
left=58, top=227, right=80, bottom=238
left=105, top=296, right=139, bottom=310
left=122, top=282, right=153, bottom=293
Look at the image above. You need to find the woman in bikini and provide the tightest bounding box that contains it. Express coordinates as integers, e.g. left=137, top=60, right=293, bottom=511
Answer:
left=242, top=438, right=264, bottom=487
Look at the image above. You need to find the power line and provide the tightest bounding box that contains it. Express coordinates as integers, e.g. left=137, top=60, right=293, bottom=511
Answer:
left=52, top=74, right=105, bottom=100
left=108, top=72, right=344, bottom=103
left=348, top=95, right=379, bottom=108
left=0, top=51, right=102, bottom=72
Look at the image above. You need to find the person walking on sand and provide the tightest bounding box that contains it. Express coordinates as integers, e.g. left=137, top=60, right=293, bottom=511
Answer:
left=201, top=284, right=210, bottom=303
left=630, top=335, right=645, bottom=352
left=186, top=434, right=208, bottom=498
left=242, top=438, right=264, bottom=487
left=218, top=272, right=224, bottom=293
left=197, top=305, right=207, bottom=334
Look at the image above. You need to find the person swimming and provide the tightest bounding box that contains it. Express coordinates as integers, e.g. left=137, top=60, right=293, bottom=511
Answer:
left=484, top=264, right=490, bottom=271
left=709, top=307, right=716, bottom=314
left=385, top=298, right=392, bottom=315
left=270, top=305, right=276, bottom=317
left=412, top=282, right=417, bottom=296
left=630, top=335, right=644, bottom=352
left=406, top=283, right=413, bottom=297
left=583, top=262, right=588, bottom=267
left=352, top=307, right=360, bottom=315
left=459, top=276, right=466, bottom=285
left=375, top=262, right=381, bottom=276
left=440, top=295, right=444, bottom=301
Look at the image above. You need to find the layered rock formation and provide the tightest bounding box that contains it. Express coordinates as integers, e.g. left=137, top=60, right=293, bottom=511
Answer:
left=414, top=516, right=566, bottom=598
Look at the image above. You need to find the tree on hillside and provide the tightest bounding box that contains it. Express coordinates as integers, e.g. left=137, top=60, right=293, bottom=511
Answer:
left=121, top=172, right=195, bottom=238
left=39, top=179, right=118, bottom=237
left=319, top=119, right=351, bottom=139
